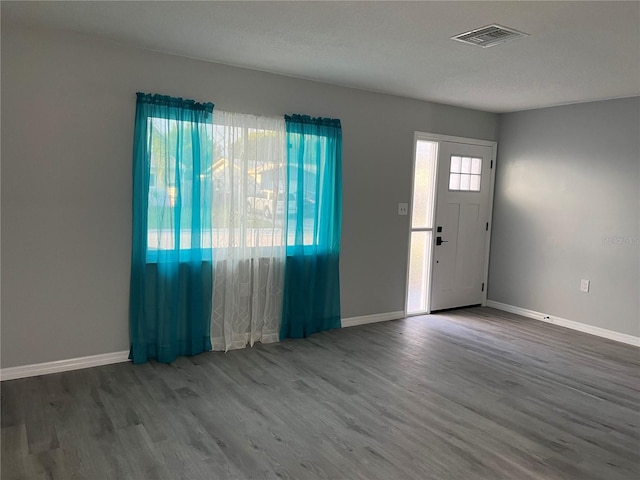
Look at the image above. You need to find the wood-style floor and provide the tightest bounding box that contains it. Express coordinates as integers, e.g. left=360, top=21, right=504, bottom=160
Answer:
left=1, top=307, right=639, bottom=479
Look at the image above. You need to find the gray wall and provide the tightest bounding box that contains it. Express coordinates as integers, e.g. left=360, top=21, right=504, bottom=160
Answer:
left=489, top=98, right=640, bottom=337
left=1, top=25, right=498, bottom=368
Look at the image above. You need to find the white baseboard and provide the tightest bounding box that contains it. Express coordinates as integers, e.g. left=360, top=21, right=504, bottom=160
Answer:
left=342, top=311, right=405, bottom=328
left=2, top=312, right=405, bottom=381
left=1, top=312, right=405, bottom=381
left=7, top=302, right=633, bottom=380
left=486, top=300, right=640, bottom=347
left=0, top=351, right=131, bottom=382
left=4, top=303, right=634, bottom=380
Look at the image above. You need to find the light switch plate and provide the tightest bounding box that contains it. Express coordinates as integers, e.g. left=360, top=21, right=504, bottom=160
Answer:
left=398, top=203, right=408, bottom=216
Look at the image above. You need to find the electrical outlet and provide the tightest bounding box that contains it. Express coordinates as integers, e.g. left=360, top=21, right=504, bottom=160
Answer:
left=580, top=279, right=590, bottom=293
left=398, top=203, right=408, bottom=216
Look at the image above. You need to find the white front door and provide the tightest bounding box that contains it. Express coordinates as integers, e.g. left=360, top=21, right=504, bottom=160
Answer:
left=430, top=141, right=494, bottom=311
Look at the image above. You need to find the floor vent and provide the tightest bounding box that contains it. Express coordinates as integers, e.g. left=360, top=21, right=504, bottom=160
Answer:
left=452, top=24, right=529, bottom=48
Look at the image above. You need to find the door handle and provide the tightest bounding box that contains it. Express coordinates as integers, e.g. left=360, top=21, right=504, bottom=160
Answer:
left=436, top=236, right=448, bottom=246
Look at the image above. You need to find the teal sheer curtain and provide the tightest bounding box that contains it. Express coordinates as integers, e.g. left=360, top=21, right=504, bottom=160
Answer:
left=129, top=93, right=214, bottom=364
left=281, top=114, right=342, bottom=338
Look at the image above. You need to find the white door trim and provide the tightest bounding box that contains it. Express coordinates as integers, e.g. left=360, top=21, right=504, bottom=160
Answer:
left=405, top=132, right=497, bottom=316
left=482, top=142, right=498, bottom=306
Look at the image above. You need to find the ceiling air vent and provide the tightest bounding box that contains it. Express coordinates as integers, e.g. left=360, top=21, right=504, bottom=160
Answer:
left=451, top=24, right=528, bottom=48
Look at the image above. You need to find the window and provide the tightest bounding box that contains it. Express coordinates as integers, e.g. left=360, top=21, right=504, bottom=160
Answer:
left=285, top=131, right=326, bottom=247
left=449, top=155, right=482, bottom=191
left=210, top=111, right=286, bottom=250
left=143, top=108, right=337, bottom=257
left=407, top=139, right=438, bottom=314
left=146, top=115, right=213, bottom=253
left=147, top=112, right=289, bottom=253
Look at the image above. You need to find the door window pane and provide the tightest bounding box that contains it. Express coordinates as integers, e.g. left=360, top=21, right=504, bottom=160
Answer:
left=471, top=157, right=482, bottom=174
left=461, top=156, right=472, bottom=173
left=470, top=175, right=481, bottom=191
left=460, top=174, right=471, bottom=190
left=449, top=173, right=461, bottom=190
left=449, top=156, right=482, bottom=192
left=450, top=156, right=462, bottom=173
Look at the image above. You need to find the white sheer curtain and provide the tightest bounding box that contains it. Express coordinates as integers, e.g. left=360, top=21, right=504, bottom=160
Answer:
left=210, top=111, right=286, bottom=351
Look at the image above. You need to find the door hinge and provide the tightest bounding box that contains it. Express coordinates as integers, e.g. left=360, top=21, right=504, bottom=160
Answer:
left=490, top=160, right=493, bottom=169
left=481, top=283, right=485, bottom=292
left=486, top=222, right=489, bottom=231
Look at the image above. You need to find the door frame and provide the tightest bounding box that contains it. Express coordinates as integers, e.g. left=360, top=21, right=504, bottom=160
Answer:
left=404, top=132, right=498, bottom=316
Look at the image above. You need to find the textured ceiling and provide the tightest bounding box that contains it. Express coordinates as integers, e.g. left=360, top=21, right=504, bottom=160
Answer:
left=3, top=1, right=639, bottom=113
